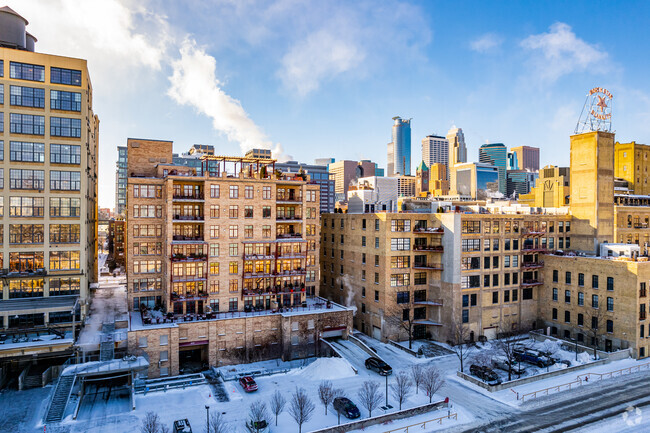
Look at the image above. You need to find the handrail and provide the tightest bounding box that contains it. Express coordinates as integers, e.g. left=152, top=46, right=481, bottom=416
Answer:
left=384, top=413, right=457, bottom=433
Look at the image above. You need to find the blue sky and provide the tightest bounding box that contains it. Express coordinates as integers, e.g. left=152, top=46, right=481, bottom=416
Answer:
left=17, top=0, right=650, bottom=208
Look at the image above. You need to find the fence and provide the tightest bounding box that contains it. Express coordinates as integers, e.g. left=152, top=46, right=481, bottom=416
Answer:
left=519, top=360, right=650, bottom=402
left=384, top=413, right=457, bottom=433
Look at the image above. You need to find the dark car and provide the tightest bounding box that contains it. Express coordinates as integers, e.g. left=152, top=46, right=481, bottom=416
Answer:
left=513, top=348, right=554, bottom=368
left=365, top=357, right=393, bottom=376
left=333, top=397, right=361, bottom=419
left=239, top=376, right=258, bottom=392
left=173, top=419, right=192, bottom=433
left=469, top=364, right=502, bottom=385
left=245, top=419, right=269, bottom=433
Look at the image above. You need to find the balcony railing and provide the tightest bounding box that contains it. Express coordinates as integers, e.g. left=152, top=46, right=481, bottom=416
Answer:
left=276, top=216, right=303, bottom=221
left=521, top=279, right=543, bottom=287
left=414, top=227, right=444, bottom=234
left=413, top=245, right=444, bottom=252
left=173, top=193, right=204, bottom=200
left=414, top=299, right=443, bottom=306
left=521, top=245, right=547, bottom=252
left=170, top=292, right=208, bottom=303
left=173, top=215, right=204, bottom=221
left=170, top=275, right=207, bottom=283
left=522, top=261, right=544, bottom=269
left=522, top=228, right=546, bottom=237
left=276, top=197, right=302, bottom=203
left=171, top=254, right=207, bottom=262
left=172, top=235, right=204, bottom=241
left=413, top=263, right=443, bottom=271
left=277, top=233, right=303, bottom=239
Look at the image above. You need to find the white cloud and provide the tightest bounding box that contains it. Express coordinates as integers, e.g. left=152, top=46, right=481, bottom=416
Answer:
left=168, top=39, right=285, bottom=158
left=470, top=33, right=503, bottom=53
left=520, top=22, right=608, bottom=82
left=280, top=28, right=365, bottom=97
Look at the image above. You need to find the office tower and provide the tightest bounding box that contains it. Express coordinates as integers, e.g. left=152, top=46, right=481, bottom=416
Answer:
left=479, top=143, right=508, bottom=195
left=116, top=146, right=127, bottom=215
left=507, top=151, right=519, bottom=171
left=519, top=165, right=570, bottom=208
left=328, top=160, right=377, bottom=202
left=387, top=117, right=411, bottom=176
left=275, top=159, right=335, bottom=213
left=454, top=162, right=499, bottom=199
left=126, top=139, right=351, bottom=377
left=447, top=127, right=467, bottom=165
left=429, top=163, right=450, bottom=196
left=506, top=170, right=537, bottom=197
left=421, top=134, right=449, bottom=176
left=511, top=146, right=540, bottom=172
left=0, top=7, right=99, bottom=357
left=415, top=161, right=429, bottom=196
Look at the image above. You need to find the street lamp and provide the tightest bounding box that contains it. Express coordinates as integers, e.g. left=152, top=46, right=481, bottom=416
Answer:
left=572, top=338, right=578, bottom=361
left=205, top=405, right=210, bottom=433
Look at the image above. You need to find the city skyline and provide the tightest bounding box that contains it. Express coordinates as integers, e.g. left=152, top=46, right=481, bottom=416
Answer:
left=14, top=0, right=650, bottom=210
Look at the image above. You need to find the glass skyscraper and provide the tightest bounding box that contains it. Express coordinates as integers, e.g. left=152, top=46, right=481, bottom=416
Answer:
left=479, top=143, right=508, bottom=195
left=388, top=116, right=411, bottom=176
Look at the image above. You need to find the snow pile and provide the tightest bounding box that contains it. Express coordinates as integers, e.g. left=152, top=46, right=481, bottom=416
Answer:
left=290, top=357, right=356, bottom=381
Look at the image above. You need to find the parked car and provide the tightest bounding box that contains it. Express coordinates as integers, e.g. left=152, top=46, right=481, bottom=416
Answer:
left=333, top=397, right=361, bottom=419
left=513, top=348, right=555, bottom=368
left=239, top=376, right=258, bottom=392
left=245, top=419, right=269, bottom=433
left=365, top=357, right=393, bottom=376
left=492, top=357, right=525, bottom=375
left=469, top=364, right=502, bottom=385
left=173, top=419, right=192, bottom=433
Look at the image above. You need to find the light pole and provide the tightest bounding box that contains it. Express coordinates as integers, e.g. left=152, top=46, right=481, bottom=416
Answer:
left=205, top=405, right=210, bottom=433
left=574, top=338, right=578, bottom=361
left=385, top=374, right=388, bottom=407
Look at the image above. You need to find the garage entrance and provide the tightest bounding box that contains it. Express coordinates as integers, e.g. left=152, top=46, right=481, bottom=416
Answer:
left=179, top=342, right=208, bottom=374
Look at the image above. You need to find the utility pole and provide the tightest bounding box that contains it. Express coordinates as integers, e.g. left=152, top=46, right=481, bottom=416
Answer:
left=205, top=405, right=210, bottom=433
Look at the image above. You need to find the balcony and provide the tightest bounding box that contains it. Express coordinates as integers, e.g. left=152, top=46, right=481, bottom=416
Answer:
left=521, top=279, right=543, bottom=287
left=243, top=283, right=305, bottom=296
left=244, top=271, right=274, bottom=279
left=243, top=253, right=276, bottom=260
left=413, top=263, right=443, bottom=271
left=276, top=215, right=303, bottom=221
left=414, top=299, right=443, bottom=306
left=272, top=269, right=307, bottom=277
left=522, top=228, right=546, bottom=237
left=413, top=245, right=444, bottom=252
left=171, top=253, right=207, bottom=262
left=521, top=261, right=544, bottom=269
left=172, top=193, right=204, bottom=201
left=521, top=245, right=547, bottom=253
left=413, top=227, right=444, bottom=234
left=276, top=197, right=303, bottom=204
left=173, top=215, right=204, bottom=222
left=171, top=275, right=207, bottom=283
left=170, top=291, right=208, bottom=302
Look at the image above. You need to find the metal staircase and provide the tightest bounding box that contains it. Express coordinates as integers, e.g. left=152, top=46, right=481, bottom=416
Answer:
left=44, top=374, right=76, bottom=423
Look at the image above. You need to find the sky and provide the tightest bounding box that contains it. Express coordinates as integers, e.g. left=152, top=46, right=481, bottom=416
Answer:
left=15, top=0, right=650, bottom=208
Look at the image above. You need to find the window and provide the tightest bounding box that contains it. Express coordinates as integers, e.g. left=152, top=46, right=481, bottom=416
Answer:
left=414, top=272, right=426, bottom=285
left=606, top=320, right=614, bottom=333
left=461, top=221, right=480, bottom=233
left=50, top=171, right=81, bottom=191
left=565, top=310, right=571, bottom=323
left=49, top=224, right=80, bottom=243
left=245, top=185, right=254, bottom=199
left=578, top=292, right=584, bottom=306
left=210, top=184, right=220, bottom=198
left=49, top=251, right=80, bottom=270
left=160, top=335, right=168, bottom=346
left=552, top=288, right=558, bottom=301
left=511, top=290, right=517, bottom=302
left=50, top=90, right=81, bottom=111
left=553, top=270, right=558, bottom=283
left=50, top=144, right=81, bottom=164
left=50, top=67, right=82, bottom=86
left=50, top=197, right=81, bottom=217
left=9, top=224, right=43, bottom=244
left=229, top=185, right=239, bottom=199
left=262, top=206, right=271, bottom=218
left=391, top=220, right=411, bottom=232
left=10, top=62, right=45, bottom=82
left=50, top=277, right=80, bottom=296
left=262, top=225, right=271, bottom=238
left=262, top=186, right=271, bottom=199
left=462, top=309, right=469, bottom=323
left=138, top=337, right=148, bottom=348
left=390, top=256, right=410, bottom=268
left=10, top=169, right=44, bottom=190
left=396, top=291, right=409, bottom=304
left=375, top=237, right=379, bottom=248
left=10, top=113, right=45, bottom=135
left=50, top=117, right=81, bottom=137
left=244, top=206, right=253, bottom=218
left=492, top=291, right=499, bottom=304
left=10, top=141, right=45, bottom=162
left=578, top=313, right=584, bottom=326
left=592, top=294, right=599, bottom=309
left=9, top=197, right=44, bottom=217
left=504, top=290, right=510, bottom=302
left=10, top=86, right=45, bottom=108
left=461, top=239, right=481, bottom=252
left=607, top=297, right=614, bottom=311
left=375, top=290, right=379, bottom=302
left=390, top=238, right=410, bottom=251
left=592, top=275, right=599, bottom=289
left=607, top=277, right=614, bottom=291
left=229, top=243, right=238, bottom=256
left=552, top=308, right=557, bottom=320
left=391, top=274, right=410, bottom=286
left=565, top=272, right=571, bottom=284
left=565, top=290, right=571, bottom=303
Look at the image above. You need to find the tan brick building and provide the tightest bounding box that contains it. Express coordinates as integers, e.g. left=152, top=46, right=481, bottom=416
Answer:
left=0, top=7, right=98, bottom=363
left=125, top=139, right=352, bottom=377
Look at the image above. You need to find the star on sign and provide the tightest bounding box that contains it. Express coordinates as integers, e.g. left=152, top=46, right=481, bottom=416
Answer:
left=597, top=95, right=608, bottom=112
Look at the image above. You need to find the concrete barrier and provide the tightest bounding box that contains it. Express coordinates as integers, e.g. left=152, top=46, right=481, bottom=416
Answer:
left=308, top=400, right=449, bottom=433
left=387, top=339, right=419, bottom=357
left=530, top=331, right=632, bottom=361
left=348, top=335, right=385, bottom=362
left=457, top=358, right=609, bottom=392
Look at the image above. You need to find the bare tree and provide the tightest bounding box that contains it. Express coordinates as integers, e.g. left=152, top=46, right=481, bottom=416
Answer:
left=494, top=320, right=529, bottom=381
left=207, top=412, right=230, bottom=433
left=421, top=366, right=445, bottom=403
left=390, top=372, right=413, bottom=410
left=270, top=390, right=287, bottom=426
left=410, top=364, right=425, bottom=394
left=288, top=387, right=315, bottom=433
left=357, top=380, right=383, bottom=418
left=469, top=349, right=495, bottom=368
left=450, top=321, right=474, bottom=373
left=160, top=426, right=170, bottom=433
left=385, top=303, right=416, bottom=349
left=318, top=380, right=335, bottom=415
left=585, top=307, right=608, bottom=360
left=140, top=411, right=161, bottom=433
left=248, top=400, right=270, bottom=433
left=331, top=387, right=346, bottom=425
